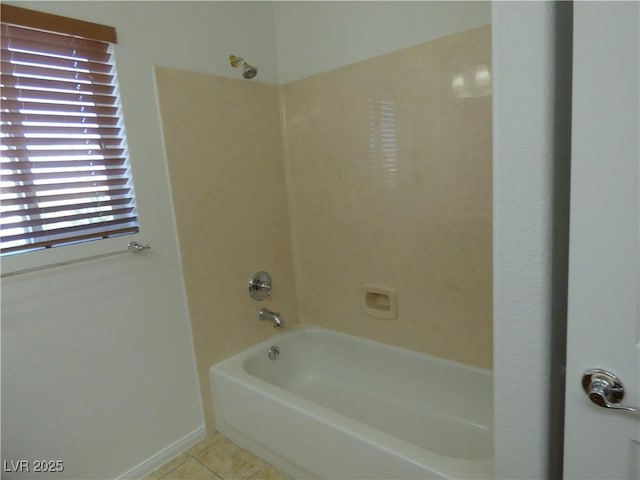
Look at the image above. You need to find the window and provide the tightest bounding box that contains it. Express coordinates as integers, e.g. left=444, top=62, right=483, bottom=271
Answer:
left=1, top=5, right=139, bottom=256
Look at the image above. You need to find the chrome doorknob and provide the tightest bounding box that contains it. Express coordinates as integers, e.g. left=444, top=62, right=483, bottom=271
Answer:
left=582, top=369, right=640, bottom=415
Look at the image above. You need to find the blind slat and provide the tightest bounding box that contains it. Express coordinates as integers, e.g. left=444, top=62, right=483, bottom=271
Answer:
left=1, top=124, right=121, bottom=137
left=2, top=218, right=138, bottom=244
left=0, top=187, right=132, bottom=207
left=0, top=61, right=114, bottom=86
left=1, top=228, right=139, bottom=255
left=1, top=100, right=119, bottom=118
left=1, top=112, right=119, bottom=127
left=2, top=167, right=127, bottom=184
left=2, top=197, right=134, bottom=219
left=1, top=138, right=122, bottom=151
left=2, top=207, right=136, bottom=231
left=3, top=167, right=128, bottom=182
left=2, top=150, right=125, bottom=161
left=1, top=86, right=118, bottom=106
left=1, top=160, right=127, bottom=171
left=1, top=49, right=113, bottom=74
left=1, top=74, right=116, bottom=96
left=2, top=36, right=111, bottom=64
left=1, top=177, right=130, bottom=195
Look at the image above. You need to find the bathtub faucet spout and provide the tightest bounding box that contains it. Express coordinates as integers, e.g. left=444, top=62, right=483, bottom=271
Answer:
left=259, top=308, right=283, bottom=328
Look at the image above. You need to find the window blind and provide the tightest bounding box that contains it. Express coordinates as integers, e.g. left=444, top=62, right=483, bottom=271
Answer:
left=1, top=5, right=139, bottom=255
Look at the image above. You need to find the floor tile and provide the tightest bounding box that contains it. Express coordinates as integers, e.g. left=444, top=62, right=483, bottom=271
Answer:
left=193, top=436, right=264, bottom=480
left=247, top=464, right=290, bottom=480
left=187, top=433, right=225, bottom=457
left=143, top=453, right=190, bottom=480
left=160, top=458, right=220, bottom=480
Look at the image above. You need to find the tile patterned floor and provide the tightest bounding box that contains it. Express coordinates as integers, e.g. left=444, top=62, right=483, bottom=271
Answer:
left=144, top=432, right=290, bottom=480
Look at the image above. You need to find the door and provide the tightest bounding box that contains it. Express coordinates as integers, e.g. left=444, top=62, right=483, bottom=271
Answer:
left=564, top=2, right=640, bottom=479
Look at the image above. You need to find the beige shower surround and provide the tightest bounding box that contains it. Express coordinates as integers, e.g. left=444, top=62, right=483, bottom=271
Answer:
left=155, top=25, right=492, bottom=433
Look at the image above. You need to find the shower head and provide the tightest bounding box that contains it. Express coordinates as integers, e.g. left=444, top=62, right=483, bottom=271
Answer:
left=242, top=64, right=257, bottom=79
left=229, top=54, right=258, bottom=79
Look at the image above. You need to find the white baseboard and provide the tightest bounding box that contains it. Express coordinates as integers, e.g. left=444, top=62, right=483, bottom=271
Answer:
left=116, top=425, right=207, bottom=479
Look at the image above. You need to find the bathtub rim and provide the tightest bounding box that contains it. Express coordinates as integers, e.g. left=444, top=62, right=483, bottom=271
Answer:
left=222, top=323, right=493, bottom=378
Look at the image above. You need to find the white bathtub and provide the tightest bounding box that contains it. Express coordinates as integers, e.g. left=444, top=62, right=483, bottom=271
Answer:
left=210, top=325, right=493, bottom=479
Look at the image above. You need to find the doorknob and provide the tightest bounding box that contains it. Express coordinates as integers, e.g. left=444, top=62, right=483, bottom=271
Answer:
left=581, top=369, right=640, bottom=415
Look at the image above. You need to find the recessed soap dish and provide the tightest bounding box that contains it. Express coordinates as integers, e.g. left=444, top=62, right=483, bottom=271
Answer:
left=361, top=285, right=397, bottom=319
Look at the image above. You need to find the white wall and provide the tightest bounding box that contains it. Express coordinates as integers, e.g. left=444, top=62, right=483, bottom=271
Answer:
left=492, top=2, right=571, bottom=478
left=273, top=1, right=490, bottom=83
left=1, top=2, right=278, bottom=478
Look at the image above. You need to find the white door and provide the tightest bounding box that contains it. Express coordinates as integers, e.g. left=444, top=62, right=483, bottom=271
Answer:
left=564, top=2, right=640, bottom=479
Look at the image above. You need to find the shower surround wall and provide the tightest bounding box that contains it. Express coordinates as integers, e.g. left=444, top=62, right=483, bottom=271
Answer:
left=281, top=26, right=492, bottom=368
left=156, top=25, right=491, bottom=432
left=155, top=69, right=299, bottom=432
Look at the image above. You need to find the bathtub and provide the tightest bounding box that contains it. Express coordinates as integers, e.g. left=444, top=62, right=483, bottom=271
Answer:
left=210, top=325, right=493, bottom=479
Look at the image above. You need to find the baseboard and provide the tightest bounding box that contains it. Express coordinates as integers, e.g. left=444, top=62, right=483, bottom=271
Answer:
left=116, top=425, right=206, bottom=479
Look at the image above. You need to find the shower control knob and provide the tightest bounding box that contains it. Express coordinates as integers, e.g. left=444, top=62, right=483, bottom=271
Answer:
left=248, top=271, right=272, bottom=300
left=581, top=369, right=640, bottom=415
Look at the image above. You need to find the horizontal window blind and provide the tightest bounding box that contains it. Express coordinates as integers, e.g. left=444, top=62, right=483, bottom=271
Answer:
left=1, top=5, right=139, bottom=255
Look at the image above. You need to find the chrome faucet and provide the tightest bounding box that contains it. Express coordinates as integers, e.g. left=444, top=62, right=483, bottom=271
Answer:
left=259, top=307, right=283, bottom=328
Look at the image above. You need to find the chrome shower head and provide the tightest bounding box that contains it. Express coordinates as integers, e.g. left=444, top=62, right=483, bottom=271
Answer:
left=242, top=64, right=257, bottom=79
left=229, top=54, right=258, bottom=79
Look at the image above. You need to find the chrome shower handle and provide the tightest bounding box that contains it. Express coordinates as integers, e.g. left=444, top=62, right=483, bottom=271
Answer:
left=582, top=369, right=640, bottom=415
left=248, top=271, right=272, bottom=300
